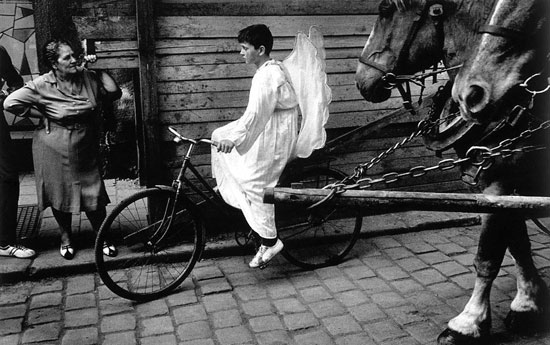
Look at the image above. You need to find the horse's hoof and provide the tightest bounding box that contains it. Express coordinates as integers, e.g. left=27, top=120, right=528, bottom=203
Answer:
left=437, top=328, right=492, bottom=345
left=504, top=310, right=550, bottom=335
left=506, top=279, right=550, bottom=335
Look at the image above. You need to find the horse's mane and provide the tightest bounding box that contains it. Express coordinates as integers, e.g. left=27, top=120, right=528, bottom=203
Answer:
left=390, top=0, right=411, bottom=12
left=379, top=0, right=412, bottom=13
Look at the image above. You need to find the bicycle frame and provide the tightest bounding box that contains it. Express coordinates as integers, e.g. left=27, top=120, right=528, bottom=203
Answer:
left=95, top=127, right=363, bottom=302
left=136, top=127, right=228, bottom=247
left=169, top=127, right=228, bottom=210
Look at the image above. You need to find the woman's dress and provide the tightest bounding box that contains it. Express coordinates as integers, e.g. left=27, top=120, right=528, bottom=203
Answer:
left=4, top=70, right=120, bottom=213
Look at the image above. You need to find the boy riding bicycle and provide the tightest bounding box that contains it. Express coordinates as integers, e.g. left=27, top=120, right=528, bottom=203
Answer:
left=211, top=24, right=298, bottom=268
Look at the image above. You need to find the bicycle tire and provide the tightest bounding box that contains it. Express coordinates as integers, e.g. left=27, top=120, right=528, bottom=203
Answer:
left=276, top=167, right=362, bottom=269
left=95, top=187, right=204, bottom=301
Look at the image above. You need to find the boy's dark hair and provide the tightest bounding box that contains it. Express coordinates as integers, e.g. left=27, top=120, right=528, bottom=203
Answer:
left=238, top=24, right=273, bottom=55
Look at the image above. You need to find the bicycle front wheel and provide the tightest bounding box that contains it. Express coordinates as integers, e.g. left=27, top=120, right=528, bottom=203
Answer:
left=95, top=187, right=204, bottom=301
left=276, top=167, right=362, bottom=269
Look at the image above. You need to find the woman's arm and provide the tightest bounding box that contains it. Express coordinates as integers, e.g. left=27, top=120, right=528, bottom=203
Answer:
left=96, top=70, right=120, bottom=93
left=82, top=55, right=122, bottom=101
left=96, top=70, right=122, bottom=102
left=3, top=82, right=43, bottom=118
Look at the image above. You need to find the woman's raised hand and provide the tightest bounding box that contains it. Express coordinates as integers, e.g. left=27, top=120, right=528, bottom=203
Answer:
left=83, top=54, right=97, bottom=64
left=78, top=54, right=97, bottom=70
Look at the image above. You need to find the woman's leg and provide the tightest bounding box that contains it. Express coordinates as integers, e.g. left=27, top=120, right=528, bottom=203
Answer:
left=87, top=206, right=117, bottom=256
left=52, top=208, right=73, bottom=246
left=85, top=207, right=106, bottom=233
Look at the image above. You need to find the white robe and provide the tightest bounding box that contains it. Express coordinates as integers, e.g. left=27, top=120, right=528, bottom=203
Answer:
left=211, top=60, right=299, bottom=239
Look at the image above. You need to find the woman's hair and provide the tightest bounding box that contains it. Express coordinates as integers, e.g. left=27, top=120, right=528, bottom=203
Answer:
left=238, top=24, right=273, bottom=55
left=43, top=39, right=73, bottom=70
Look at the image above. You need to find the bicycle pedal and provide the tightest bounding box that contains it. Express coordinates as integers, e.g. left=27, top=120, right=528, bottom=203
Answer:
left=259, top=261, right=269, bottom=269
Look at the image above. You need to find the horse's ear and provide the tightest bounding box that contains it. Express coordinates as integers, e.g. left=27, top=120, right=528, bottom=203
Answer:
left=379, top=0, right=397, bottom=17
left=395, top=0, right=410, bottom=12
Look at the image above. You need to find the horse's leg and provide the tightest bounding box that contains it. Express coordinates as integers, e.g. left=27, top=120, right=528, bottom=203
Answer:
left=505, top=216, right=550, bottom=334
left=438, top=210, right=508, bottom=345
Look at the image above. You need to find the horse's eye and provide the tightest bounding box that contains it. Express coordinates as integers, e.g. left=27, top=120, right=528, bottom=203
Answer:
left=379, top=0, right=396, bottom=17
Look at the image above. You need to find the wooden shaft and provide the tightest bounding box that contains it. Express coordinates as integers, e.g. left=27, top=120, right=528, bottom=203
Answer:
left=264, top=188, right=550, bottom=216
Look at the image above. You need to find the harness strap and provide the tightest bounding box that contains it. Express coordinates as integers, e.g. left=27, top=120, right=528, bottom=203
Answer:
left=357, top=1, right=446, bottom=116
left=394, top=10, right=425, bottom=70
left=479, top=24, right=526, bottom=41
left=357, top=56, right=391, bottom=74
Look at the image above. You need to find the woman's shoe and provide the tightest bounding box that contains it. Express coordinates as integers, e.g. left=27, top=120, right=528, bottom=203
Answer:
left=60, top=244, right=75, bottom=260
left=102, top=242, right=118, bottom=257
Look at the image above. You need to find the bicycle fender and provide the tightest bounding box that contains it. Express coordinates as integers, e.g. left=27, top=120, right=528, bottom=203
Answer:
left=153, top=185, right=176, bottom=193
left=152, top=185, right=206, bottom=245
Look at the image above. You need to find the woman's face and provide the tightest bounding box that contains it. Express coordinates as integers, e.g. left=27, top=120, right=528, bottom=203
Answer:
left=239, top=42, right=263, bottom=66
left=54, top=44, right=78, bottom=76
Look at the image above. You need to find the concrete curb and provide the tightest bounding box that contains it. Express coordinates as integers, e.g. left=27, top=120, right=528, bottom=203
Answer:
left=0, top=212, right=481, bottom=285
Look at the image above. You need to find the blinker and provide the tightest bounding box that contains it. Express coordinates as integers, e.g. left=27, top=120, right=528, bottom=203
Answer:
left=429, top=4, right=443, bottom=17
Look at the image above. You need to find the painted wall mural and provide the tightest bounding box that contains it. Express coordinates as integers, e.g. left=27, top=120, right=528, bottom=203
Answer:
left=1, top=1, right=40, bottom=129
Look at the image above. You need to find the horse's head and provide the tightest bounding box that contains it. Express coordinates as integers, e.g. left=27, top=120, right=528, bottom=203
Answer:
left=452, top=0, right=549, bottom=123
left=356, top=0, right=449, bottom=102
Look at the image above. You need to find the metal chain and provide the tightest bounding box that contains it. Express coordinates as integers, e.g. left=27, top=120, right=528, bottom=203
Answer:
left=325, top=120, right=549, bottom=194
left=344, top=111, right=461, bottom=184
left=306, top=70, right=550, bottom=209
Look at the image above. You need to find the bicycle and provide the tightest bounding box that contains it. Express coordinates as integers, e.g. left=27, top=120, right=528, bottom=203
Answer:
left=94, top=126, right=362, bottom=301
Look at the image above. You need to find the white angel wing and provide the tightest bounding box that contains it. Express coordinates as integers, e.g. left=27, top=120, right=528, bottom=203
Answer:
left=282, top=26, right=332, bottom=159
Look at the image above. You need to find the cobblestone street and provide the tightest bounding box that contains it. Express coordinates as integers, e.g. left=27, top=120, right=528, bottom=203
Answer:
left=1, top=222, right=549, bottom=345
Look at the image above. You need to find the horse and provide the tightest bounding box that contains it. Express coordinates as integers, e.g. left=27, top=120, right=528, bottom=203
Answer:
left=452, top=0, right=549, bottom=121
left=355, top=0, right=550, bottom=344
left=449, top=0, right=550, bottom=341
left=356, top=0, right=497, bottom=153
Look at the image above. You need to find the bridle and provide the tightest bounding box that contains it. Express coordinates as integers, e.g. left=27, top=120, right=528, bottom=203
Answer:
left=477, top=2, right=550, bottom=115
left=358, top=0, right=460, bottom=114
left=458, top=7, right=550, bottom=186
left=479, top=22, right=549, bottom=106
left=478, top=0, right=545, bottom=41
left=478, top=24, right=528, bottom=41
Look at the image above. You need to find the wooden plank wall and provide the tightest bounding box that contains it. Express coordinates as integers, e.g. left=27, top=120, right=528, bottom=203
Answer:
left=73, top=0, right=471, bottom=193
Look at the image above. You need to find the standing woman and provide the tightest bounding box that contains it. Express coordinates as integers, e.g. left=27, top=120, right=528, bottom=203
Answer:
left=4, top=39, right=121, bottom=260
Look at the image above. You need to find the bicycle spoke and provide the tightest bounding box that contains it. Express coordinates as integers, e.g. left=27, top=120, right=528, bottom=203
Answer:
left=96, top=188, right=203, bottom=301
left=277, top=168, right=362, bottom=269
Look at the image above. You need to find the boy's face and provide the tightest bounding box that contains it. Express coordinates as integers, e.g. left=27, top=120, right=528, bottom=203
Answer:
left=240, top=42, right=264, bottom=66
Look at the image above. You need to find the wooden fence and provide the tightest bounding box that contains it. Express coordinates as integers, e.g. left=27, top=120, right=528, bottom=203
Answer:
left=69, top=0, right=467, bottom=193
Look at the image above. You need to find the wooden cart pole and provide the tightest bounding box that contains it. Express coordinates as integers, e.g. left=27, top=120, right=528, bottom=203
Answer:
left=264, top=188, right=550, bottom=216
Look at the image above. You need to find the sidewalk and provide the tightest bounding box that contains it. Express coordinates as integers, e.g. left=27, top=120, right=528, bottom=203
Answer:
left=2, top=176, right=147, bottom=284
left=1, top=172, right=483, bottom=285
left=1, top=219, right=549, bottom=345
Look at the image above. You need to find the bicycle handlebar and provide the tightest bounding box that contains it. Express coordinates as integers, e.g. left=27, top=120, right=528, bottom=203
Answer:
left=168, top=126, right=217, bottom=146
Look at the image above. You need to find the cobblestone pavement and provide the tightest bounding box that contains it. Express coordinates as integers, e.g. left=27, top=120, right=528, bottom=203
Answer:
left=1, top=221, right=549, bottom=345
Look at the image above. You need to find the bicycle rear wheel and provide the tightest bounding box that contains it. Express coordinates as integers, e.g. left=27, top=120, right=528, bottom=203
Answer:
left=276, top=167, right=362, bottom=269
left=95, top=187, right=204, bottom=301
